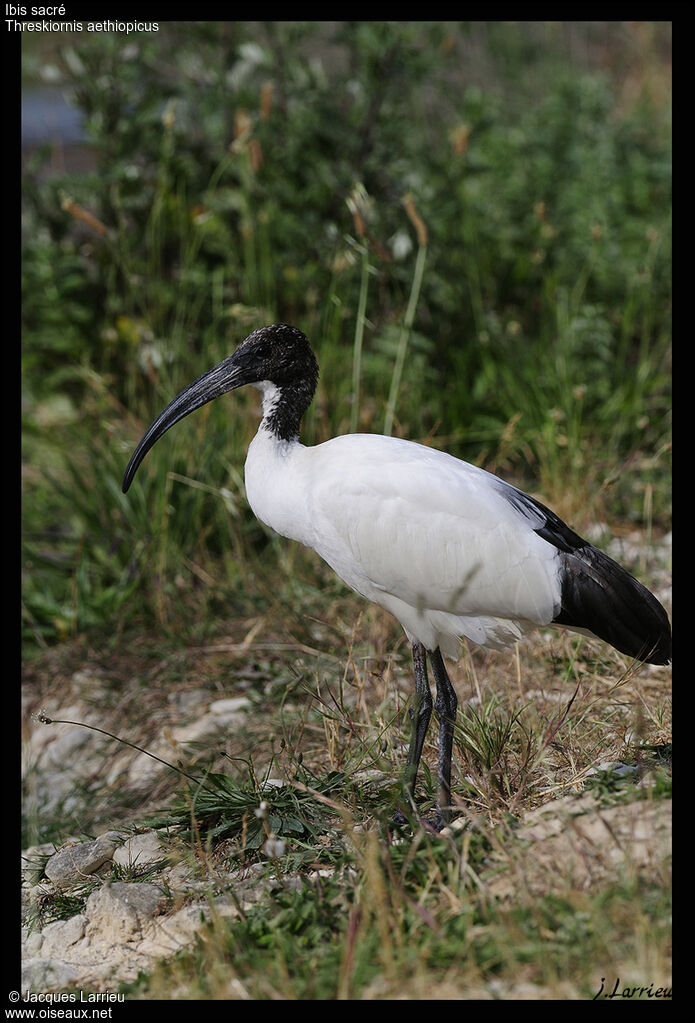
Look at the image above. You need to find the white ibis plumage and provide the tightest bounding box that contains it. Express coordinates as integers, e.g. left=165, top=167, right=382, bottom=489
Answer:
left=123, top=324, right=671, bottom=826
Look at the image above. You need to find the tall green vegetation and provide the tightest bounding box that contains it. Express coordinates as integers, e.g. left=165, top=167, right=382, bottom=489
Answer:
left=22, top=22, right=671, bottom=649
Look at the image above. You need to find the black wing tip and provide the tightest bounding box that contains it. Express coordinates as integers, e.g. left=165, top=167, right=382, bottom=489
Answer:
left=634, top=635, right=671, bottom=666
left=498, top=481, right=672, bottom=665
left=555, top=545, right=671, bottom=667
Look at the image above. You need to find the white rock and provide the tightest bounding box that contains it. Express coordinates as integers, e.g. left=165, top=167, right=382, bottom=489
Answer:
left=208, top=697, right=251, bottom=715
left=84, top=882, right=164, bottom=945
left=40, top=915, right=87, bottom=957
left=112, top=831, right=164, bottom=869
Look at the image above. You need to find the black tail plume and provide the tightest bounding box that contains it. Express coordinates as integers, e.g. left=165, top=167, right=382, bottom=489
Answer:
left=553, top=545, right=671, bottom=665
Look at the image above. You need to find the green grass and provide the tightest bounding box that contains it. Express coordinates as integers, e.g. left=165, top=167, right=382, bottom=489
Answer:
left=125, top=879, right=666, bottom=999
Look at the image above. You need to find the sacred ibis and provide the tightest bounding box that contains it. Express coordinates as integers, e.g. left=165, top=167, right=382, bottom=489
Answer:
left=122, top=324, right=671, bottom=826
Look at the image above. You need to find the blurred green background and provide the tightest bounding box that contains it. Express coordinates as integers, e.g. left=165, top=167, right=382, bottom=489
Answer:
left=21, top=21, right=672, bottom=652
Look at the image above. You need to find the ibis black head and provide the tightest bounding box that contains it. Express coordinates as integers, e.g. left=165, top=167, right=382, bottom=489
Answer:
left=122, top=324, right=318, bottom=493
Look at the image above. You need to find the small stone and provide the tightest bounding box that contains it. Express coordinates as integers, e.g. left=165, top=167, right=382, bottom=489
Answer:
left=44, top=832, right=125, bottom=889
left=112, top=831, right=164, bottom=870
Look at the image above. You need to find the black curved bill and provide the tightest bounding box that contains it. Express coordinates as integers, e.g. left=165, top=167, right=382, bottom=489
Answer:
left=122, top=352, right=249, bottom=493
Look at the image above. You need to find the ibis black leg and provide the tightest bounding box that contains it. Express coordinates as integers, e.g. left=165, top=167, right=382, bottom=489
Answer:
left=404, top=641, right=432, bottom=805
left=396, top=643, right=457, bottom=831
left=429, top=648, right=458, bottom=825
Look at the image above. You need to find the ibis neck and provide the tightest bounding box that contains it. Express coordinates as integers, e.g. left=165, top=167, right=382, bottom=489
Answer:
left=256, top=378, right=313, bottom=442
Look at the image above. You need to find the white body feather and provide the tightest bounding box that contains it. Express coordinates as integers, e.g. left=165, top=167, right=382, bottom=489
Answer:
left=245, top=386, right=562, bottom=658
